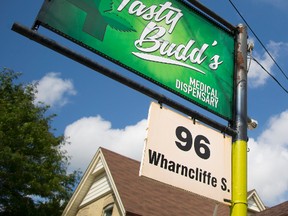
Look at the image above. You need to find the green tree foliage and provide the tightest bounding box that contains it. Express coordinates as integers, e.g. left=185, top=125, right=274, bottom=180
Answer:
left=0, top=68, right=80, bottom=216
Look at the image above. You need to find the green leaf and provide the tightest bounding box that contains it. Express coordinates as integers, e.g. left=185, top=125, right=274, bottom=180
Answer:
left=0, top=68, right=81, bottom=215
left=103, top=12, right=136, bottom=32
left=98, top=0, right=113, bottom=13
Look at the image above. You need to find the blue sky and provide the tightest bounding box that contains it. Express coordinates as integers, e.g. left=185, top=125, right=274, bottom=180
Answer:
left=1, top=0, right=288, bottom=207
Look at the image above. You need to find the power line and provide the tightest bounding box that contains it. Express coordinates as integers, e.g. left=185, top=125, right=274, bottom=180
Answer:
left=228, top=0, right=288, bottom=81
left=252, top=56, right=288, bottom=94
left=230, top=0, right=288, bottom=94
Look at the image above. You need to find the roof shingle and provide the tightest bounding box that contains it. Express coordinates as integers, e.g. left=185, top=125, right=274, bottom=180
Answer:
left=256, top=201, right=288, bottom=216
left=101, top=148, right=230, bottom=216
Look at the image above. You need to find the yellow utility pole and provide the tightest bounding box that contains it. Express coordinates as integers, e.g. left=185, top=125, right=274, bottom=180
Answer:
left=231, top=24, right=248, bottom=216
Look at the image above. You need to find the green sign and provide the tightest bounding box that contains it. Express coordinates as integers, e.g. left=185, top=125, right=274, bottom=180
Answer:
left=36, top=0, right=235, bottom=120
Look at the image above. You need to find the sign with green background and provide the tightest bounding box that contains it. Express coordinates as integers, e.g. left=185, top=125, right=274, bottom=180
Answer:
left=36, top=0, right=235, bottom=120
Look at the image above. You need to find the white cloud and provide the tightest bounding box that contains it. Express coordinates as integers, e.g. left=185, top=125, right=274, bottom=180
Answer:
left=34, top=72, right=76, bottom=107
left=248, top=110, right=288, bottom=206
left=248, top=40, right=279, bottom=88
left=64, top=116, right=147, bottom=171
left=248, top=40, right=288, bottom=88
left=248, top=53, right=272, bottom=88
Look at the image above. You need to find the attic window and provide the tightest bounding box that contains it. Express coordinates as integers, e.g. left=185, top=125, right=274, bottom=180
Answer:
left=103, top=204, right=113, bottom=216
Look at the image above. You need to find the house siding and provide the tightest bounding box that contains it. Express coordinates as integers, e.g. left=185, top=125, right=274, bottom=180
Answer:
left=76, top=193, right=121, bottom=216
left=80, top=175, right=111, bottom=206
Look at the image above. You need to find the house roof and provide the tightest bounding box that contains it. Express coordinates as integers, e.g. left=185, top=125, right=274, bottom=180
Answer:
left=100, top=148, right=230, bottom=216
left=63, top=147, right=270, bottom=216
left=247, top=189, right=266, bottom=212
left=256, top=201, right=288, bottom=216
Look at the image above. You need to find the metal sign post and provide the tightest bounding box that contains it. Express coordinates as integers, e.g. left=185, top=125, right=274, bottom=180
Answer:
left=11, top=0, right=249, bottom=213
left=231, top=24, right=248, bottom=216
